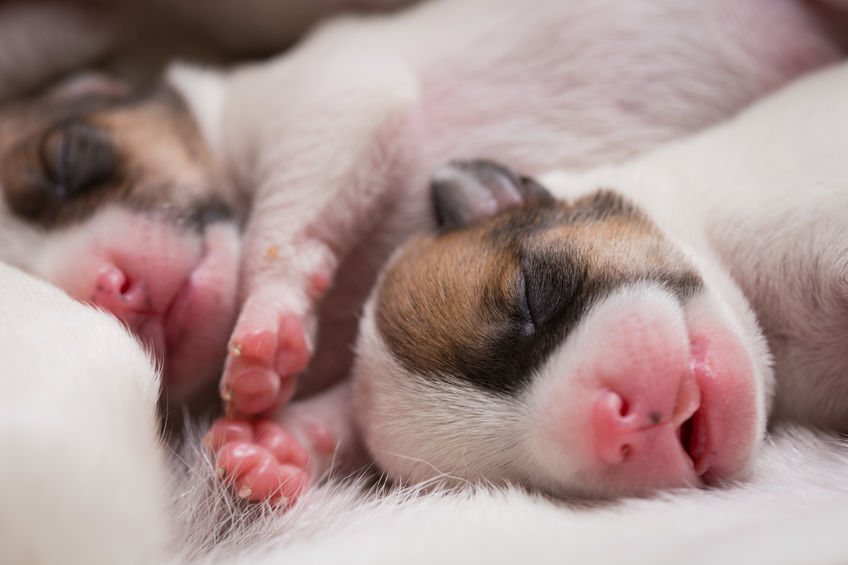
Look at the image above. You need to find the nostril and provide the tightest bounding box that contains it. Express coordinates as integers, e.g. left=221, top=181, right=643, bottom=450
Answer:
left=593, top=390, right=639, bottom=465
left=94, top=266, right=125, bottom=297
left=618, top=397, right=630, bottom=418
left=118, top=276, right=131, bottom=296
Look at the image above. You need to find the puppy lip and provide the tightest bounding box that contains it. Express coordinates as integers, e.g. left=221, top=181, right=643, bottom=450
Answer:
left=679, top=405, right=710, bottom=477
left=160, top=223, right=239, bottom=390
left=673, top=365, right=707, bottom=474
left=681, top=330, right=739, bottom=484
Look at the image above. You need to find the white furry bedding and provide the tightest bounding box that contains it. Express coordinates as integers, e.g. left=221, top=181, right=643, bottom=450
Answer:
left=171, top=425, right=848, bottom=565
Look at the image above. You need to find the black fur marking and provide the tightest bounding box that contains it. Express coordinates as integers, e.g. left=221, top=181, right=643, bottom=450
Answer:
left=447, top=203, right=703, bottom=396
left=180, top=197, right=237, bottom=232
left=1, top=120, right=123, bottom=228
left=41, top=120, right=119, bottom=201
left=395, top=167, right=704, bottom=397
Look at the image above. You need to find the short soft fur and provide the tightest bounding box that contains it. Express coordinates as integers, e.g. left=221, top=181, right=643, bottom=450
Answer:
left=3, top=1, right=848, bottom=562
left=6, top=64, right=848, bottom=564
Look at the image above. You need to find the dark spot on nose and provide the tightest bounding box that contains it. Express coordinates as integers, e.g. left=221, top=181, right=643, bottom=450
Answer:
left=181, top=197, right=235, bottom=232
left=649, top=411, right=661, bottom=425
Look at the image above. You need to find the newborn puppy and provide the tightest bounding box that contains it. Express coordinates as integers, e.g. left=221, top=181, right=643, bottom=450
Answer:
left=1, top=0, right=846, bottom=504
left=354, top=62, right=848, bottom=498
left=0, top=75, right=242, bottom=402
left=193, top=0, right=848, bottom=501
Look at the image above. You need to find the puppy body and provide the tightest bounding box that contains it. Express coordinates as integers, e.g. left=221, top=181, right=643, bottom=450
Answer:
left=163, top=0, right=848, bottom=498
left=1, top=2, right=848, bottom=561
left=171, top=0, right=845, bottom=399
left=357, top=62, right=848, bottom=498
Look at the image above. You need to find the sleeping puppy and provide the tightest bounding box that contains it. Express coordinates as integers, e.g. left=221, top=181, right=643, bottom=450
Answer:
left=185, top=0, right=848, bottom=501
left=5, top=52, right=848, bottom=565
left=354, top=61, right=848, bottom=498
left=2, top=0, right=848, bottom=504
left=0, top=75, right=243, bottom=403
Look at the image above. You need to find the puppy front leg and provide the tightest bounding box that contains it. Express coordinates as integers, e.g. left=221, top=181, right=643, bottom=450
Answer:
left=0, top=263, right=169, bottom=565
left=206, top=48, right=421, bottom=502
left=218, top=51, right=421, bottom=416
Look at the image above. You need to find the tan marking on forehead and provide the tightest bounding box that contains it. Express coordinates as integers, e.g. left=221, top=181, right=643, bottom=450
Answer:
left=88, top=89, right=225, bottom=210
left=538, top=211, right=693, bottom=289
left=377, top=226, right=522, bottom=381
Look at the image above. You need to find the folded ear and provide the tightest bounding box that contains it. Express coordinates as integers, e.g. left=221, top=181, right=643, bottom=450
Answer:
left=430, top=159, right=553, bottom=230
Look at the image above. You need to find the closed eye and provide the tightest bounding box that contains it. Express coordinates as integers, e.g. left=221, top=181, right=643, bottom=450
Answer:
left=40, top=120, right=117, bottom=201
left=520, top=248, right=583, bottom=330
left=517, top=269, right=537, bottom=336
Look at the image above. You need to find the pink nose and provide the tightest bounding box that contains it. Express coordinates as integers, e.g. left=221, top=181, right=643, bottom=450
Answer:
left=592, top=390, right=663, bottom=465
left=91, top=266, right=152, bottom=324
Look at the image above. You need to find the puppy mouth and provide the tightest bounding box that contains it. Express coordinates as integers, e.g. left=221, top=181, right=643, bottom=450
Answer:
left=678, top=336, right=731, bottom=482
left=161, top=223, right=240, bottom=393
left=678, top=405, right=710, bottom=477
left=127, top=222, right=238, bottom=393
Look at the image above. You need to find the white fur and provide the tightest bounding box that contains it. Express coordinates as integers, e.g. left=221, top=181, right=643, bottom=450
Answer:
left=541, top=62, right=848, bottom=429
left=165, top=0, right=845, bottom=400
left=0, top=263, right=170, bottom=565
left=210, top=427, right=848, bottom=565
left=3, top=1, right=848, bottom=563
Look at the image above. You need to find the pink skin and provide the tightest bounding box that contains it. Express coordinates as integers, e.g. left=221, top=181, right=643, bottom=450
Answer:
left=535, top=289, right=759, bottom=495
left=50, top=209, right=240, bottom=400
left=211, top=256, right=332, bottom=491
left=185, top=0, right=847, bottom=502
left=684, top=297, right=760, bottom=482
left=205, top=418, right=309, bottom=504
left=221, top=313, right=310, bottom=416
left=587, top=296, right=757, bottom=489
left=220, top=256, right=333, bottom=417
left=207, top=381, right=356, bottom=502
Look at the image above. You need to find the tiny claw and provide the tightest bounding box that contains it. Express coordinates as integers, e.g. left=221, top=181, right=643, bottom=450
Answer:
left=270, top=493, right=290, bottom=508
left=237, top=485, right=253, bottom=499
left=203, top=431, right=214, bottom=451
left=230, top=342, right=243, bottom=357
left=217, top=467, right=228, bottom=480
left=221, top=385, right=233, bottom=402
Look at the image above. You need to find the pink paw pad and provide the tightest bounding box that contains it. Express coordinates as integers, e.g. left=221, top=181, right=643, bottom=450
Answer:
left=206, top=418, right=309, bottom=505
left=222, top=315, right=311, bottom=416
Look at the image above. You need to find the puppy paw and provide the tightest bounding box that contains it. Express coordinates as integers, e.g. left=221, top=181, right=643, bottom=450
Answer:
left=205, top=418, right=310, bottom=505
left=221, top=301, right=312, bottom=416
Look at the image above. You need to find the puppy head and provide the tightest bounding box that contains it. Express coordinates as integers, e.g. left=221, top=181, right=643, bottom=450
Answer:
left=354, top=160, right=770, bottom=499
left=0, top=74, right=241, bottom=401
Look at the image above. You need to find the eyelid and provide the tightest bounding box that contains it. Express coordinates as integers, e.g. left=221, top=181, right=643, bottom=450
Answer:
left=39, top=124, right=66, bottom=190
left=517, top=265, right=537, bottom=336
left=519, top=269, right=534, bottom=327
left=39, top=120, right=116, bottom=200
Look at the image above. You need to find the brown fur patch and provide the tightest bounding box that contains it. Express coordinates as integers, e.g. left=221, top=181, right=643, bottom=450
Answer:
left=376, top=189, right=702, bottom=395
left=0, top=82, right=237, bottom=230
